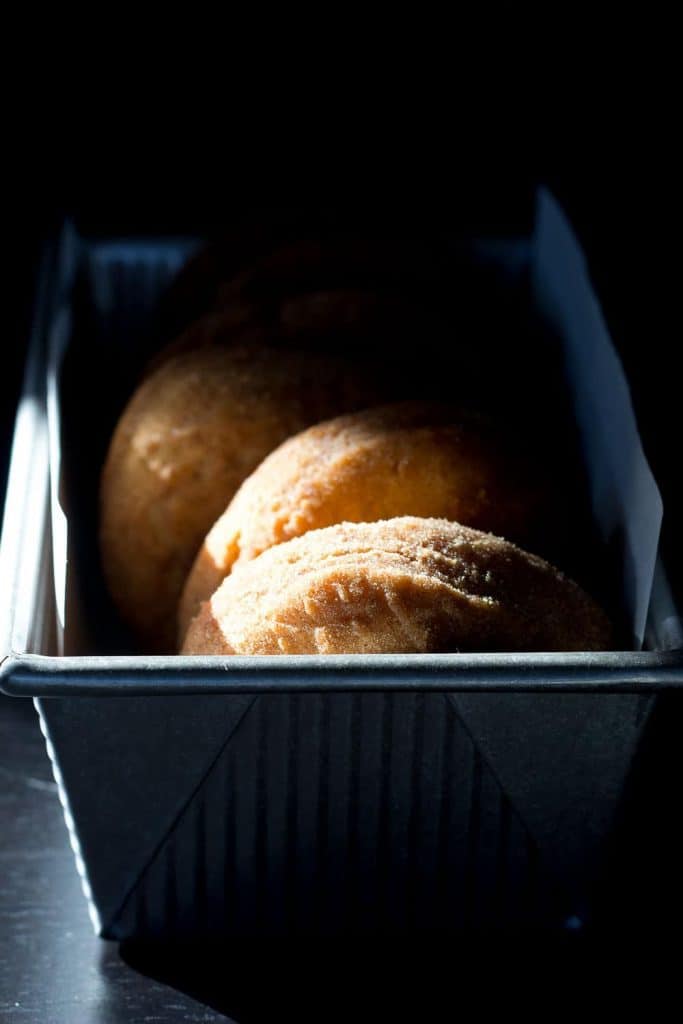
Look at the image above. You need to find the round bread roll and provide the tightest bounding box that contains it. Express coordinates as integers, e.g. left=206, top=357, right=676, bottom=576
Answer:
left=155, top=226, right=454, bottom=348
left=206, top=238, right=461, bottom=365
left=213, top=236, right=452, bottom=314
left=211, top=286, right=455, bottom=356
left=178, top=402, right=555, bottom=639
left=146, top=287, right=453, bottom=376
left=181, top=518, right=612, bottom=655
left=152, top=215, right=336, bottom=342
left=100, top=343, right=390, bottom=651
left=142, top=311, right=272, bottom=377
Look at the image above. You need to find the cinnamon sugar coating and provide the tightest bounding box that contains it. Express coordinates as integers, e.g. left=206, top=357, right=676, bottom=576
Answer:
left=181, top=518, right=612, bottom=656
left=178, top=402, right=554, bottom=640
left=100, top=344, right=387, bottom=650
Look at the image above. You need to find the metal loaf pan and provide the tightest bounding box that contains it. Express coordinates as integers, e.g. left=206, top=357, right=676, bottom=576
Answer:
left=1, top=192, right=681, bottom=939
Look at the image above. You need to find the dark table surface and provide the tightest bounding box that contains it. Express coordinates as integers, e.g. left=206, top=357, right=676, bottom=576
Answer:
left=0, top=695, right=232, bottom=1023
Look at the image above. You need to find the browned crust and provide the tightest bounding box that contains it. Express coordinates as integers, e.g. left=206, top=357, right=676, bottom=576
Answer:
left=100, top=343, right=390, bottom=651
left=177, top=401, right=554, bottom=640
left=181, top=518, right=613, bottom=656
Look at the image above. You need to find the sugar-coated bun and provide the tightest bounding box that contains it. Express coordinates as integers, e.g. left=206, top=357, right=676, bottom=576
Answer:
left=181, top=517, right=612, bottom=655
left=213, top=236, right=452, bottom=314
left=145, top=286, right=453, bottom=378
left=154, top=228, right=454, bottom=355
left=178, top=402, right=554, bottom=640
left=100, top=344, right=389, bottom=651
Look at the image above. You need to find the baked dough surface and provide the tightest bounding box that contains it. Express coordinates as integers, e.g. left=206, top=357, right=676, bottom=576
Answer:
left=100, top=343, right=387, bottom=650
left=181, top=517, right=612, bottom=655
left=178, top=402, right=552, bottom=639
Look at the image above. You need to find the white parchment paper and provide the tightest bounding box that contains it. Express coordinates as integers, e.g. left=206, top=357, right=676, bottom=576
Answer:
left=532, top=190, right=663, bottom=647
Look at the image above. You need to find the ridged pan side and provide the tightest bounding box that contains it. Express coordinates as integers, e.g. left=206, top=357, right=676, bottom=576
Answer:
left=110, top=693, right=566, bottom=938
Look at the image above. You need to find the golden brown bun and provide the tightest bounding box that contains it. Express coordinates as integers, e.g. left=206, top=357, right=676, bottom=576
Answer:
left=142, top=312, right=270, bottom=377
left=213, top=236, right=451, bottom=314
left=178, top=402, right=553, bottom=640
left=181, top=518, right=612, bottom=655
left=152, top=218, right=332, bottom=341
left=155, top=227, right=454, bottom=350
left=146, top=286, right=454, bottom=379
left=100, top=344, right=390, bottom=651
left=214, top=286, right=453, bottom=356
